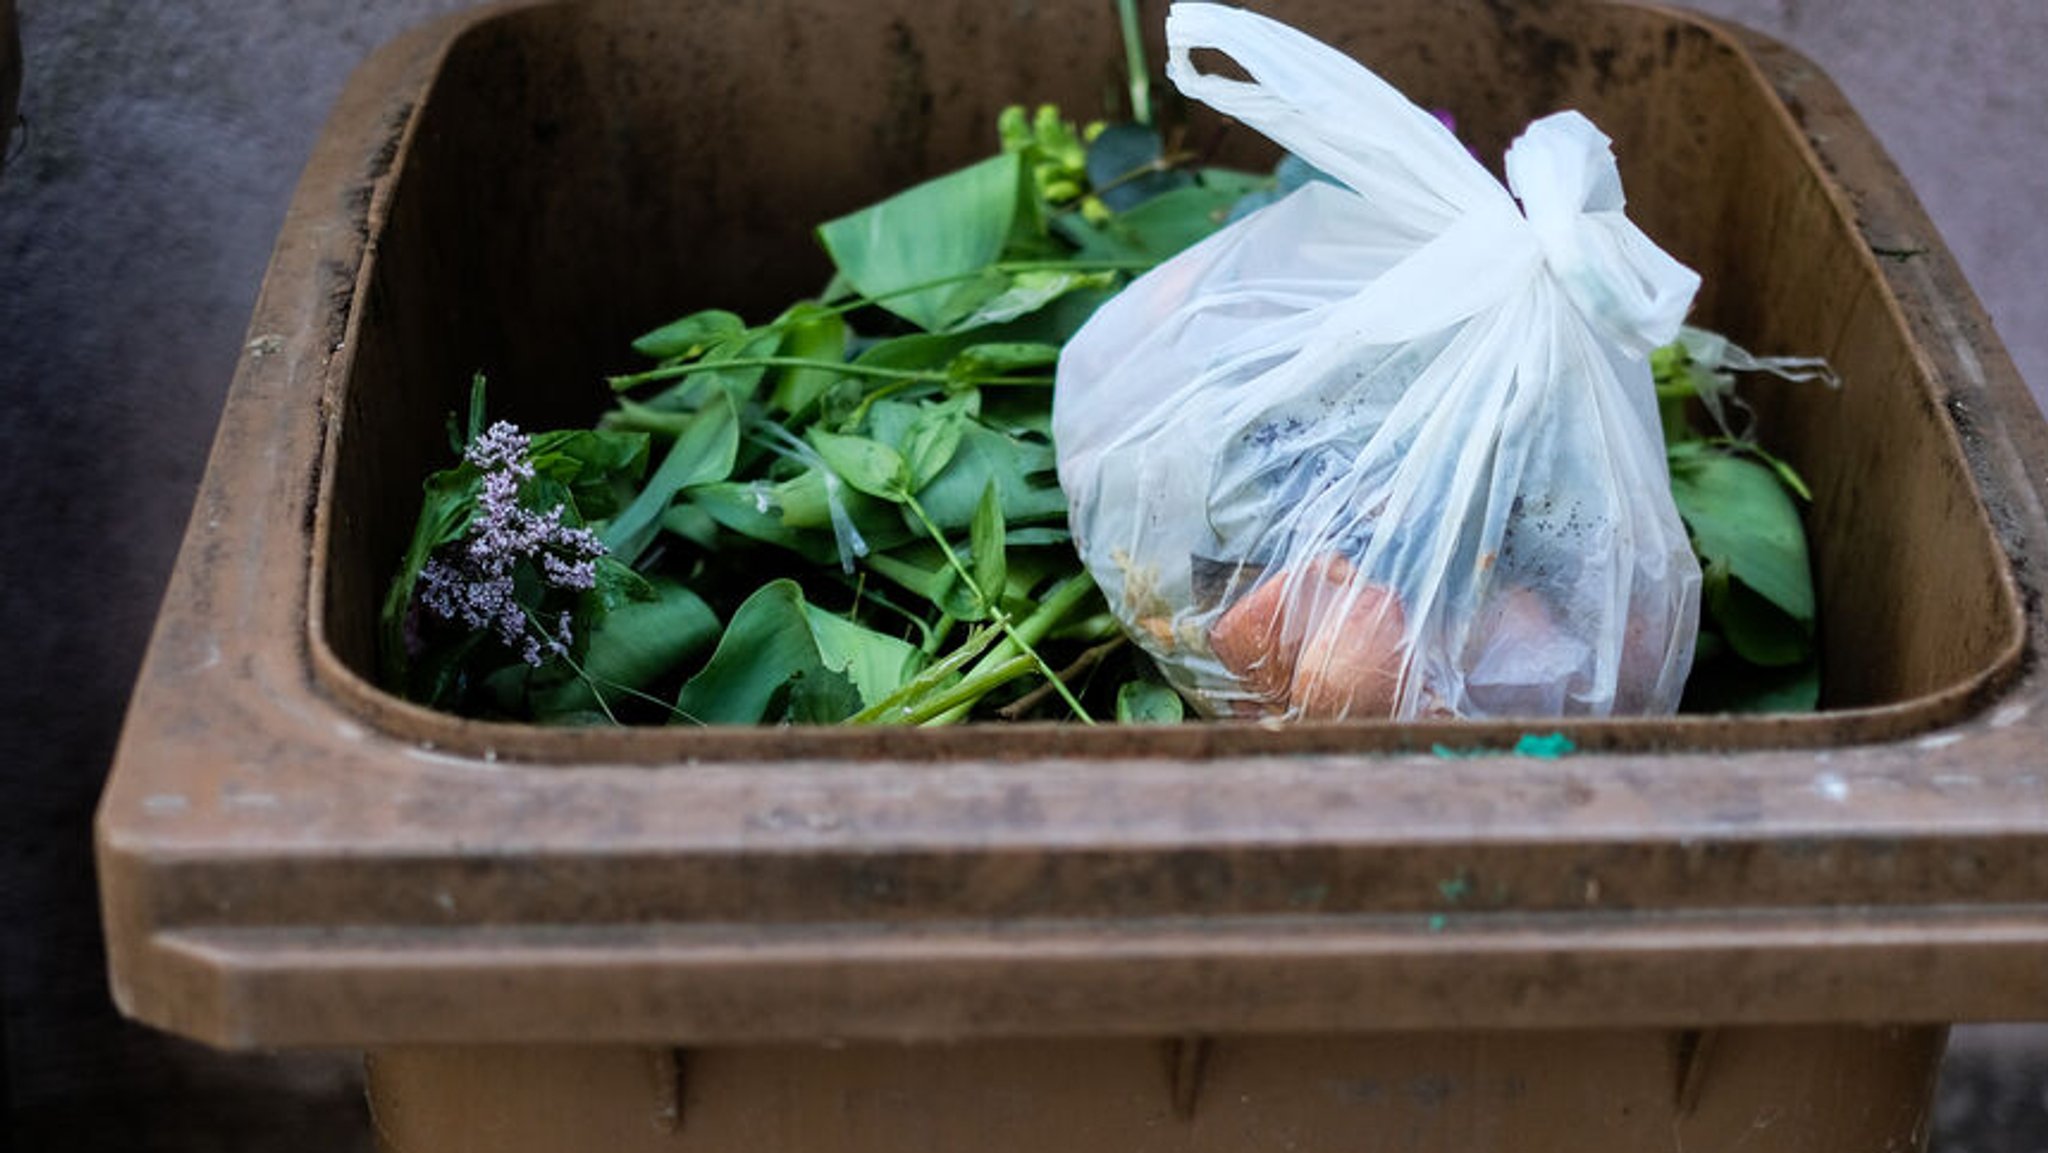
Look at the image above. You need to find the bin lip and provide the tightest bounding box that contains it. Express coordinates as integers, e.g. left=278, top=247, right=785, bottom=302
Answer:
left=296, top=0, right=2028, bottom=765
left=98, top=0, right=2048, bottom=1049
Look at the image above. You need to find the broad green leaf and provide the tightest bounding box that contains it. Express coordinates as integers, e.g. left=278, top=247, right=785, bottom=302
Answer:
left=817, top=153, right=1023, bottom=332
left=1703, top=559, right=1813, bottom=668
left=914, top=422, right=1069, bottom=530
left=632, top=309, right=747, bottom=361
left=673, top=582, right=831, bottom=724
left=529, top=579, right=720, bottom=718
left=782, top=666, right=863, bottom=724
left=589, top=554, right=656, bottom=608
left=863, top=543, right=987, bottom=621
left=943, top=271, right=1117, bottom=333
left=1064, top=183, right=1245, bottom=263
left=1117, top=680, right=1186, bottom=724
left=1085, top=122, right=1191, bottom=212
left=863, top=550, right=962, bottom=611
left=688, top=482, right=837, bottom=563
left=672, top=581, right=922, bottom=725
left=380, top=465, right=481, bottom=689
left=658, top=502, right=720, bottom=549
left=768, top=304, right=848, bottom=417
left=970, top=481, right=1008, bottom=611
left=855, top=331, right=984, bottom=372
left=769, top=469, right=838, bottom=530
left=528, top=429, right=649, bottom=480
left=801, top=602, right=927, bottom=705
left=1196, top=166, right=1276, bottom=202
left=602, top=392, right=739, bottom=566
left=1668, top=449, right=1814, bottom=623
left=808, top=429, right=910, bottom=500
left=527, top=429, right=651, bottom=521
left=630, top=329, right=778, bottom=412
left=765, top=470, right=916, bottom=550
left=898, top=398, right=975, bottom=490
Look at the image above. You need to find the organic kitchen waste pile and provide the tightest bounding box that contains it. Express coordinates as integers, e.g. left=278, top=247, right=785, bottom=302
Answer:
left=384, top=3, right=1833, bottom=728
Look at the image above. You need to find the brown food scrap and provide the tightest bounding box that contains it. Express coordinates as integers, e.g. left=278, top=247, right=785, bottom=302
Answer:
left=1209, top=554, right=1408, bottom=719
left=1290, top=580, right=1408, bottom=720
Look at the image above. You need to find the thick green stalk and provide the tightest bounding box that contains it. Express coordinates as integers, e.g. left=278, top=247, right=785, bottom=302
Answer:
left=926, top=570, right=1101, bottom=725
left=1117, top=0, right=1153, bottom=127
left=901, top=495, right=1094, bottom=724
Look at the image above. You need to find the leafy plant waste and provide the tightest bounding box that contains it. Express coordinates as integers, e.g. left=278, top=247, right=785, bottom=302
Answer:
left=381, top=103, right=1828, bottom=726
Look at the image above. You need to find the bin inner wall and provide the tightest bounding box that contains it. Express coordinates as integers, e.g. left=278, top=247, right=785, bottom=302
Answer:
left=317, top=0, right=2021, bottom=736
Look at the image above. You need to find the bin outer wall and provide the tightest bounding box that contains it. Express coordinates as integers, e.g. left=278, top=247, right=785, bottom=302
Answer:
left=360, top=1028, right=1948, bottom=1153
left=96, top=0, right=2048, bottom=1051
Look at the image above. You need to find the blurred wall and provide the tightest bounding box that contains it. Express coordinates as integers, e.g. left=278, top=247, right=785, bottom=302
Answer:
left=1, top=1, right=2043, bottom=1148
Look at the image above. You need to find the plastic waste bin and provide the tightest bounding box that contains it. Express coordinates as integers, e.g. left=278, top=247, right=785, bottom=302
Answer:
left=97, top=1, right=2048, bottom=1149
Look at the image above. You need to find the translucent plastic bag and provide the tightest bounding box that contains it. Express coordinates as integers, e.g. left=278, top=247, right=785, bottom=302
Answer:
left=1053, top=3, right=1705, bottom=721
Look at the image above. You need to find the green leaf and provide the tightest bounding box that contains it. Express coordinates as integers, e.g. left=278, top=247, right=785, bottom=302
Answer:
left=971, top=481, right=1008, bottom=611
left=688, top=482, right=838, bottom=563
left=673, top=582, right=830, bottom=725
left=817, top=153, right=1023, bottom=332
left=380, top=465, right=481, bottom=689
left=914, top=421, right=1068, bottom=530
left=807, top=429, right=910, bottom=500
left=946, top=342, right=1063, bottom=381
left=672, top=581, right=922, bottom=725
left=1703, top=559, right=1813, bottom=668
left=528, top=579, right=719, bottom=718
left=854, top=331, right=983, bottom=372
left=1003, top=526, right=1072, bottom=547
left=801, top=603, right=928, bottom=706
left=462, top=373, right=488, bottom=450
left=1064, top=182, right=1244, bottom=263
left=658, top=502, right=721, bottom=549
left=768, top=304, right=848, bottom=417
left=526, top=429, right=651, bottom=521
left=602, top=392, right=740, bottom=566
left=1682, top=651, right=1821, bottom=714
left=1085, top=122, right=1191, bottom=212
left=863, top=549, right=966, bottom=614
left=1116, top=680, right=1185, bottom=724
left=633, top=309, right=747, bottom=361
left=1668, top=448, right=1814, bottom=624
left=943, top=271, right=1117, bottom=333
left=1193, top=166, right=1274, bottom=202
left=770, top=470, right=919, bottom=550
left=782, top=666, right=864, bottom=723
left=896, top=397, right=975, bottom=490
left=627, top=328, right=780, bottom=413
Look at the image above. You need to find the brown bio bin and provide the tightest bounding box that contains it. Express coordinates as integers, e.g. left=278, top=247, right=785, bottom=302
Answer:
left=98, top=1, right=2048, bottom=1150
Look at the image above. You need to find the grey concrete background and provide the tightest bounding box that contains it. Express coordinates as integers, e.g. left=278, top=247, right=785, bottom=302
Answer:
left=3, top=0, right=2045, bottom=1148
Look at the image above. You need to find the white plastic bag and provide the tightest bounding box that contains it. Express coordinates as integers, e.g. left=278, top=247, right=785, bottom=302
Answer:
left=1053, top=3, right=1704, bottom=721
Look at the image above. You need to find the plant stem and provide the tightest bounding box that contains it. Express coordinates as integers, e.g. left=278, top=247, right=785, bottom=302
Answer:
left=997, top=635, right=1126, bottom=720
left=900, top=494, right=1094, bottom=724
left=1117, top=0, right=1153, bottom=127
left=905, top=655, right=1039, bottom=725
left=928, top=570, right=1101, bottom=725
left=616, top=258, right=1155, bottom=385
left=847, top=624, right=1004, bottom=724
left=611, top=355, right=1050, bottom=393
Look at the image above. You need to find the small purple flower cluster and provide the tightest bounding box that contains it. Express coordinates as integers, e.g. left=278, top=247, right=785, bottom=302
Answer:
left=419, top=421, right=607, bottom=666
